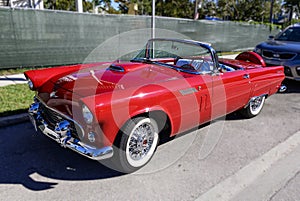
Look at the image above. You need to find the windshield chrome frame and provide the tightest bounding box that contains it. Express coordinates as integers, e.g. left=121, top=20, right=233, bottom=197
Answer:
left=143, top=38, right=220, bottom=73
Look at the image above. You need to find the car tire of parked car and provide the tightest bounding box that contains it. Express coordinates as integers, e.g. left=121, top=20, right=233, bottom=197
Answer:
left=240, top=96, right=266, bottom=118
left=112, top=117, right=159, bottom=173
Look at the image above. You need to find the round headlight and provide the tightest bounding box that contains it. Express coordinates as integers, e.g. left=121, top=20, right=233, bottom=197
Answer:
left=27, top=79, right=34, bottom=90
left=82, top=104, right=93, bottom=124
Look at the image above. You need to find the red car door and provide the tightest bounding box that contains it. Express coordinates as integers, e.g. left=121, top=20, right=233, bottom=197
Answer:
left=173, top=74, right=213, bottom=133
left=212, top=70, right=251, bottom=119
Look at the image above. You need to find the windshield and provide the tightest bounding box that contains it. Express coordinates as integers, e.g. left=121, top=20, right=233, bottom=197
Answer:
left=132, top=39, right=215, bottom=74
left=276, top=27, right=300, bottom=42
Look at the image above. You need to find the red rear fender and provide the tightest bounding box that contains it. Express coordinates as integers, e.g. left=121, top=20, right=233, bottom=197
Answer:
left=235, top=51, right=266, bottom=67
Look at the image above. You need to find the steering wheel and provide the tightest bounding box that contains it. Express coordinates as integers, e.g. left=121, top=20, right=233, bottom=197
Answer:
left=174, top=56, right=183, bottom=64
left=180, top=64, right=196, bottom=70
left=194, top=60, right=211, bottom=72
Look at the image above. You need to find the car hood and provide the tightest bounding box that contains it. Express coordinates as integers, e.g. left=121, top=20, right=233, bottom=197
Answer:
left=51, top=62, right=185, bottom=98
left=256, top=40, right=300, bottom=53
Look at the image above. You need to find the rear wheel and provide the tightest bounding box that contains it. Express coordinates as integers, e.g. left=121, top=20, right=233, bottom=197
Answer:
left=113, top=117, right=159, bottom=173
left=241, top=96, right=265, bottom=118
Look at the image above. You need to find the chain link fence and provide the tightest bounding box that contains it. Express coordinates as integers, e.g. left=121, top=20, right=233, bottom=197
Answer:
left=0, top=7, right=279, bottom=69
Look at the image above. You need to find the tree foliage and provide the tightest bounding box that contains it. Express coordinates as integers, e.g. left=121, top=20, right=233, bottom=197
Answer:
left=43, top=0, right=298, bottom=24
left=284, top=0, right=299, bottom=7
left=114, top=0, right=287, bottom=22
left=115, top=0, right=194, bottom=18
left=44, top=0, right=116, bottom=13
left=282, top=0, right=300, bottom=18
left=199, top=0, right=283, bottom=22
left=44, top=0, right=92, bottom=11
left=93, top=0, right=119, bottom=13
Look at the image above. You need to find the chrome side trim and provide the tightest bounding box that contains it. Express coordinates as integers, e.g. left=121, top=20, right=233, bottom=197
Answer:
left=179, top=88, right=198, bottom=95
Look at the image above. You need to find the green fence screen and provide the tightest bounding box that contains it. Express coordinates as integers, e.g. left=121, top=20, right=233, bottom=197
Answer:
left=0, top=7, right=279, bottom=69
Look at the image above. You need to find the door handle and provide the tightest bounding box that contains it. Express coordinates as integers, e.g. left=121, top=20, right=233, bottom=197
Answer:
left=243, top=74, right=250, bottom=79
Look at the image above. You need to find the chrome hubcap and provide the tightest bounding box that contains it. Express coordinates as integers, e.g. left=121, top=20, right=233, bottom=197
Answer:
left=250, top=97, right=262, bottom=111
left=128, top=123, right=154, bottom=161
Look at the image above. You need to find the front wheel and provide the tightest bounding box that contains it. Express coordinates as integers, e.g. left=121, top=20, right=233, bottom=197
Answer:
left=240, top=96, right=266, bottom=118
left=114, top=117, right=159, bottom=173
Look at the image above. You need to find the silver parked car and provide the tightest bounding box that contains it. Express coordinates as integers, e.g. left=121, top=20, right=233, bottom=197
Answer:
left=254, top=23, right=300, bottom=81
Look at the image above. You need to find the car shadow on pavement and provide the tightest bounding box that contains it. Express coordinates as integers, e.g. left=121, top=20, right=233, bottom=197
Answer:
left=281, top=79, right=300, bottom=94
left=0, top=120, right=214, bottom=191
left=0, top=122, right=123, bottom=191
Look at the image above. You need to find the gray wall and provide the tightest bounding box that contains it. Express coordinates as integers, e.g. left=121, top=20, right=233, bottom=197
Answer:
left=0, top=7, right=279, bottom=69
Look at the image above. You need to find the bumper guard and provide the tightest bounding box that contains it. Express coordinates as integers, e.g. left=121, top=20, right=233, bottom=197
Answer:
left=28, top=101, right=113, bottom=161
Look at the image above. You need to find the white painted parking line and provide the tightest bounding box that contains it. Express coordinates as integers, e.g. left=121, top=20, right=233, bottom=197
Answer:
left=232, top=143, right=300, bottom=201
left=196, top=130, right=300, bottom=201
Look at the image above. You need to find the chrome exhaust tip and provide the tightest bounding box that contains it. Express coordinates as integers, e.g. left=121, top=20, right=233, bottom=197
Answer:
left=279, top=84, right=287, bottom=93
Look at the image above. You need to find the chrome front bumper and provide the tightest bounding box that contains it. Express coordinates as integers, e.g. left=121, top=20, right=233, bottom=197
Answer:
left=28, top=100, right=113, bottom=161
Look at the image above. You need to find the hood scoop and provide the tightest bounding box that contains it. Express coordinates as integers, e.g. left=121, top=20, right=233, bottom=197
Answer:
left=107, top=62, right=151, bottom=73
left=108, top=64, right=125, bottom=72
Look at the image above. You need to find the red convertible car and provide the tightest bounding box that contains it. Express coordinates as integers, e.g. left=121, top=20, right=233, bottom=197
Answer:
left=25, top=38, right=285, bottom=173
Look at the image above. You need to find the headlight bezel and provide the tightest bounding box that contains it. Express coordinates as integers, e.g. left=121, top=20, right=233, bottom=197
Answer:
left=82, top=104, right=94, bottom=124
left=254, top=47, right=262, bottom=55
left=27, top=79, right=34, bottom=90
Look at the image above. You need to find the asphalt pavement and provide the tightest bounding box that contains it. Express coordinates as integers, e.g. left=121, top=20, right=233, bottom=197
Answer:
left=0, top=89, right=299, bottom=201
left=0, top=74, right=27, bottom=87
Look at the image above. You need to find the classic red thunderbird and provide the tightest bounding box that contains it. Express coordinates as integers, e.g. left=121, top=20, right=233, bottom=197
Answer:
left=25, top=38, right=285, bottom=172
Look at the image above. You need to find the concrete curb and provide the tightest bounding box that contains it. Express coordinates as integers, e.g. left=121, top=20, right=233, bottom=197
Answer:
left=0, top=113, right=29, bottom=128
left=0, top=74, right=27, bottom=87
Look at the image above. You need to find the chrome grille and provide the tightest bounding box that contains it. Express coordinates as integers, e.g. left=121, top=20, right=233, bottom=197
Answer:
left=39, top=102, right=82, bottom=138
left=262, top=50, right=297, bottom=60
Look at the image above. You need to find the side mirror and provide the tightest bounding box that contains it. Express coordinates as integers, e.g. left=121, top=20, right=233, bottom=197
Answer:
left=268, top=35, right=275, bottom=40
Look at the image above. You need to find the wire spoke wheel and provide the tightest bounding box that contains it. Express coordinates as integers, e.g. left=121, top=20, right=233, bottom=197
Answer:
left=241, top=95, right=265, bottom=118
left=250, top=96, right=264, bottom=114
left=128, top=123, right=155, bottom=161
left=125, top=118, right=159, bottom=168
left=115, top=117, right=159, bottom=173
